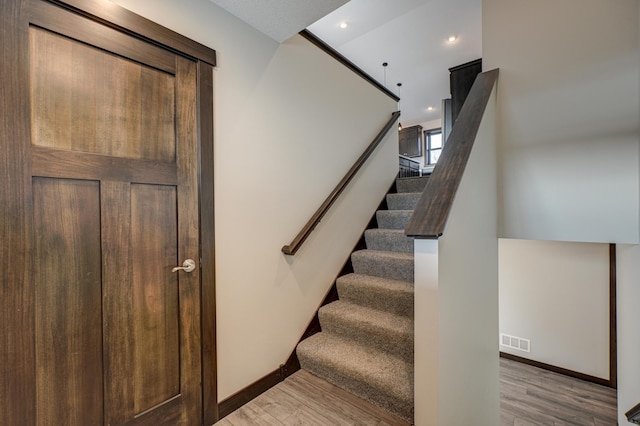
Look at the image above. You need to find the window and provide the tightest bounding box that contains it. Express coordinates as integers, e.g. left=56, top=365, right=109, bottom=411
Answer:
left=425, top=128, right=442, bottom=165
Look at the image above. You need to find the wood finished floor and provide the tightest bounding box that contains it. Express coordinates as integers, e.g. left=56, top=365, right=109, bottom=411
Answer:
left=216, top=358, right=617, bottom=426
left=500, top=358, right=617, bottom=426
left=215, top=369, right=410, bottom=426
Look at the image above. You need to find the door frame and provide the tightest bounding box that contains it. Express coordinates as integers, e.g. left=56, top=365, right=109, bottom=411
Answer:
left=0, top=0, right=218, bottom=423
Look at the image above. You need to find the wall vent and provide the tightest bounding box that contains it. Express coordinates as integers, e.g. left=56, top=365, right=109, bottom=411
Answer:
left=500, top=333, right=530, bottom=353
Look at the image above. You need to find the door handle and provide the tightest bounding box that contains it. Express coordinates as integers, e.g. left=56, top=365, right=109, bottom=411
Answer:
left=172, top=259, right=196, bottom=273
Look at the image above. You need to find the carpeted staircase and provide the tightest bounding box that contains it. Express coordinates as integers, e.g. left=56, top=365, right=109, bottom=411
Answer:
left=296, top=175, right=430, bottom=422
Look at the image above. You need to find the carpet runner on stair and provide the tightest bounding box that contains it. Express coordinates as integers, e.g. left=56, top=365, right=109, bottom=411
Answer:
left=296, top=175, right=430, bottom=422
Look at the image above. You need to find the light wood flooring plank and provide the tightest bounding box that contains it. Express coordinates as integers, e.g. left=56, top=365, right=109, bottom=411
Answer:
left=500, top=358, right=617, bottom=426
left=224, top=402, right=282, bottom=426
left=280, top=373, right=397, bottom=425
left=251, top=386, right=313, bottom=424
left=253, top=385, right=339, bottom=426
left=294, top=370, right=409, bottom=426
left=513, top=418, right=542, bottom=426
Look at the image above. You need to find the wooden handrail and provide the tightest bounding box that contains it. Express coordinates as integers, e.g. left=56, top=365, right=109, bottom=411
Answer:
left=627, top=401, right=640, bottom=424
left=282, top=111, right=401, bottom=255
left=405, top=69, right=499, bottom=238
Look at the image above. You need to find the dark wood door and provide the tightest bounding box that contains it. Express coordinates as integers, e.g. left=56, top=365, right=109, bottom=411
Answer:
left=0, top=0, right=216, bottom=424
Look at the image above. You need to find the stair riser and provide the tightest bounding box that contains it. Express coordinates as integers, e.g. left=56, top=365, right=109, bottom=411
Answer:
left=396, top=176, right=429, bottom=193
left=386, top=193, right=421, bottom=210
left=351, top=254, right=413, bottom=283
left=318, top=311, right=413, bottom=363
left=337, top=281, right=413, bottom=318
left=365, top=230, right=414, bottom=253
left=376, top=210, right=412, bottom=230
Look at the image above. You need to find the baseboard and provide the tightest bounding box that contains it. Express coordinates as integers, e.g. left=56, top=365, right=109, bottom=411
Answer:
left=499, top=352, right=613, bottom=388
left=217, top=355, right=300, bottom=420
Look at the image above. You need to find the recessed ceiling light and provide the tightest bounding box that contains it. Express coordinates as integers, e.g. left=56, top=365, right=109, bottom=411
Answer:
left=339, top=21, right=348, bottom=29
left=427, top=106, right=435, bottom=111
left=448, top=35, right=457, bottom=43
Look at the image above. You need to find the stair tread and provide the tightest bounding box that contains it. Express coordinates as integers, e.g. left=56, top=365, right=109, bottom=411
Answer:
left=376, top=210, right=414, bottom=230
left=320, top=300, right=413, bottom=339
left=366, top=228, right=406, bottom=235
left=337, top=273, right=413, bottom=318
left=319, top=301, right=413, bottom=362
left=365, top=229, right=414, bottom=253
left=396, top=176, right=430, bottom=193
left=352, top=248, right=413, bottom=261
left=386, top=192, right=421, bottom=210
left=387, top=192, right=422, bottom=199
left=297, top=333, right=413, bottom=407
left=351, top=249, right=414, bottom=283
left=377, top=209, right=414, bottom=214
left=337, top=272, right=414, bottom=294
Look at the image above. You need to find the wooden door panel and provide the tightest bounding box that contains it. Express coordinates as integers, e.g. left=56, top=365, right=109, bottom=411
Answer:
left=33, top=178, right=103, bottom=426
left=131, top=184, right=180, bottom=413
left=28, top=10, right=201, bottom=426
left=2, top=0, right=216, bottom=423
left=102, top=181, right=135, bottom=425
left=29, top=26, right=176, bottom=161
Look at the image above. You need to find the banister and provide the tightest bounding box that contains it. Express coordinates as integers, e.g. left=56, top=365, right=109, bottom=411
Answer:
left=282, top=111, right=401, bottom=256
left=627, top=401, right=640, bottom=424
left=405, top=69, right=499, bottom=238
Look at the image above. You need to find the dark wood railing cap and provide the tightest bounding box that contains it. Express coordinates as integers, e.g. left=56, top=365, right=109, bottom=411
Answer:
left=405, top=69, right=499, bottom=239
left=627, top=401, right=640, bottom=424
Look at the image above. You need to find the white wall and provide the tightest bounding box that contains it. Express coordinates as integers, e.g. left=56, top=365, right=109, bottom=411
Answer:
left=499, top=239, right=610, bottom=379
left=483, top=0, right=639, bottom=244
left=617, top=8, right=640, bottom=424
left=617, top=244, right=640, bottom=425
left=112, top=0, right=399, bottom=401
left=414, top=240, right=439, bottom=424
left=414, top=84, right=498, bottom=425
left=484, top=1, right=640, bottom=421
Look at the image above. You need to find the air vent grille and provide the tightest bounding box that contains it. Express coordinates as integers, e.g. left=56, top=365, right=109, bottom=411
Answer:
left=500, top=333, right=530, bottom=353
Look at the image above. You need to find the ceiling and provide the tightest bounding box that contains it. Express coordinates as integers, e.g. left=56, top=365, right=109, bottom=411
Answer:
left=210, top=0, right=482, bottom=125
left=209, top=0, right=349, bottom=43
